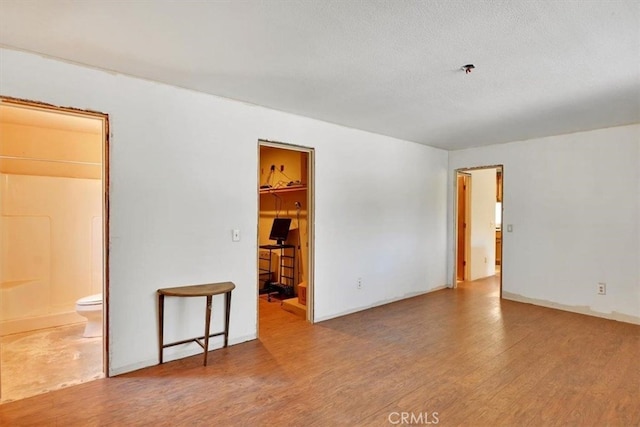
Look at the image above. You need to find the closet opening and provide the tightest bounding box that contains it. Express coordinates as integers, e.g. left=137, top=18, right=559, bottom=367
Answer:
left=257, top=141, right=314, bottom=332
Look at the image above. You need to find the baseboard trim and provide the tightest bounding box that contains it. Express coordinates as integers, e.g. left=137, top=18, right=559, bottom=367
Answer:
left=502, top=291, right=640, bottom=325
left=108, top=333, right=257, bottom=376
left=314, top=285, right=448, bottom=323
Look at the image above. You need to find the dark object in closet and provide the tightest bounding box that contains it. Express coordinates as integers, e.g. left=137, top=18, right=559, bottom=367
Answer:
left=269, top=217, right=291, bottom=245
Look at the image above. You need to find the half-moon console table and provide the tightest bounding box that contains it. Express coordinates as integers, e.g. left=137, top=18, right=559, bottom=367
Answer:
left=157, top=281, right=235, bottom=366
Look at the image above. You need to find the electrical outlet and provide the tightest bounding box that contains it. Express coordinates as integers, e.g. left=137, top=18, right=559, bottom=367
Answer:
left=357, top=278, right=362, bottom=289
left=597, top=283, right=606, bottom=295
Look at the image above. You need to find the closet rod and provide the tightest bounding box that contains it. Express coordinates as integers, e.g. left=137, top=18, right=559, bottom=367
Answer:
left=0, top=155, right=101, bottom=166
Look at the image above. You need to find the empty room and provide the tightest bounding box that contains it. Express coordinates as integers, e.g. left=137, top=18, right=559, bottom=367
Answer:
left=0, top=1, right=638, bottom=426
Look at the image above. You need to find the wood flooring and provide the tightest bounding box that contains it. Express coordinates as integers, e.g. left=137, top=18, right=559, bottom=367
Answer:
left=1, top=276, right=638, bottom=426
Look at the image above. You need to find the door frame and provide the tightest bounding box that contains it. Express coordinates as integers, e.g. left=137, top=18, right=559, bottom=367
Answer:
left=257, top=139, right=315, bottom=325
left=453, top=165, right=504, bottom=297
left=0, top=96, right=111, bottom=378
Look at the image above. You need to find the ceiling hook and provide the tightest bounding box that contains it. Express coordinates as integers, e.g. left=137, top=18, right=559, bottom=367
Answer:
left=462, top=64, right=475, bottom=74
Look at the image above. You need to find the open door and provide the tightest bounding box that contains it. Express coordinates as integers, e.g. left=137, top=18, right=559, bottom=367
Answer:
left=454, top=166, right=503, bottom=297
left=456, top=172, right=471, bottom=282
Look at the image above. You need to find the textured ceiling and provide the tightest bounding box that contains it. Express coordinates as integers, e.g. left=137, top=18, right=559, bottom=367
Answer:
left=0, top=0, right=638, bottom=150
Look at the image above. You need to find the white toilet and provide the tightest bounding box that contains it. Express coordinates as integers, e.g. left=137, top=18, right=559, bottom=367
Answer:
left=75, top=293, right=103, bottom=337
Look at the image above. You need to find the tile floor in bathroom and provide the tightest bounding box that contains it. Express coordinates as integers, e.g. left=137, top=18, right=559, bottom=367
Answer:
left=0, top=323, right=104, bottom=403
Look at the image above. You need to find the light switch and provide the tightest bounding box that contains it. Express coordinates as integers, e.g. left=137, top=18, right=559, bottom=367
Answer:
left=507, top=224, right=513, bottom=232
left=232, top=229, right=240, bottom=242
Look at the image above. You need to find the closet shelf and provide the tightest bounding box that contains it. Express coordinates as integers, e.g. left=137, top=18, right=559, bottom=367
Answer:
left=259, top=185, right=306, bottom=195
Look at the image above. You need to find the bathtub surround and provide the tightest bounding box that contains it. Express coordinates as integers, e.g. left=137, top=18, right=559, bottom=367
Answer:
left=0, top=174, right=103, bottom=336
left=0, top=104, right=104, bottom=337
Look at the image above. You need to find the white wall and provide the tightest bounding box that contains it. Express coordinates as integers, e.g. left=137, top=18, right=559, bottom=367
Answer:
left=468, top=168, right=496, bottom=280
left=448, top=124, right=640, bottom=323
left=0, top=49, right=449, bottom=375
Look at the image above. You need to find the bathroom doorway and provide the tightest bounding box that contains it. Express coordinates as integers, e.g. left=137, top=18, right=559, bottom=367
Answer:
left=0, top=98, right=109, bottom=402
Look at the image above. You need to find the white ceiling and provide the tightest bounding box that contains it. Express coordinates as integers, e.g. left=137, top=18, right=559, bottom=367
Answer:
left=0, top=0, right=638, bottom=150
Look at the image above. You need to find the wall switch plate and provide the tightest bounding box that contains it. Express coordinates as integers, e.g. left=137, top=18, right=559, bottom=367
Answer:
left=232, top=229, right=240, bottom=242
left=507, top=224, right=513, bottom=232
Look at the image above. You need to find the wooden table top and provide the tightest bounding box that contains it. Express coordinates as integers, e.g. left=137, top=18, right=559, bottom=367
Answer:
left=157, top=282, right=235, bottom=297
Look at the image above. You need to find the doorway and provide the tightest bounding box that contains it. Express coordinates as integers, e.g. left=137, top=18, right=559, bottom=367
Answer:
left=257, top=141, right=314, bottom=329
left=456, top=172, right=471, bottom=282
left=0, top=98, right=109, bottom=402
left=454, top=166, right=503, bottom=295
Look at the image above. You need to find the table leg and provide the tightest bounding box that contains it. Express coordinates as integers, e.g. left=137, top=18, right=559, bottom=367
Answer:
left=224, top=291, right=232, bottom=347
left=203, top=295, right=213, bottom=366
left=158, top=294, right=165, bottom=364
